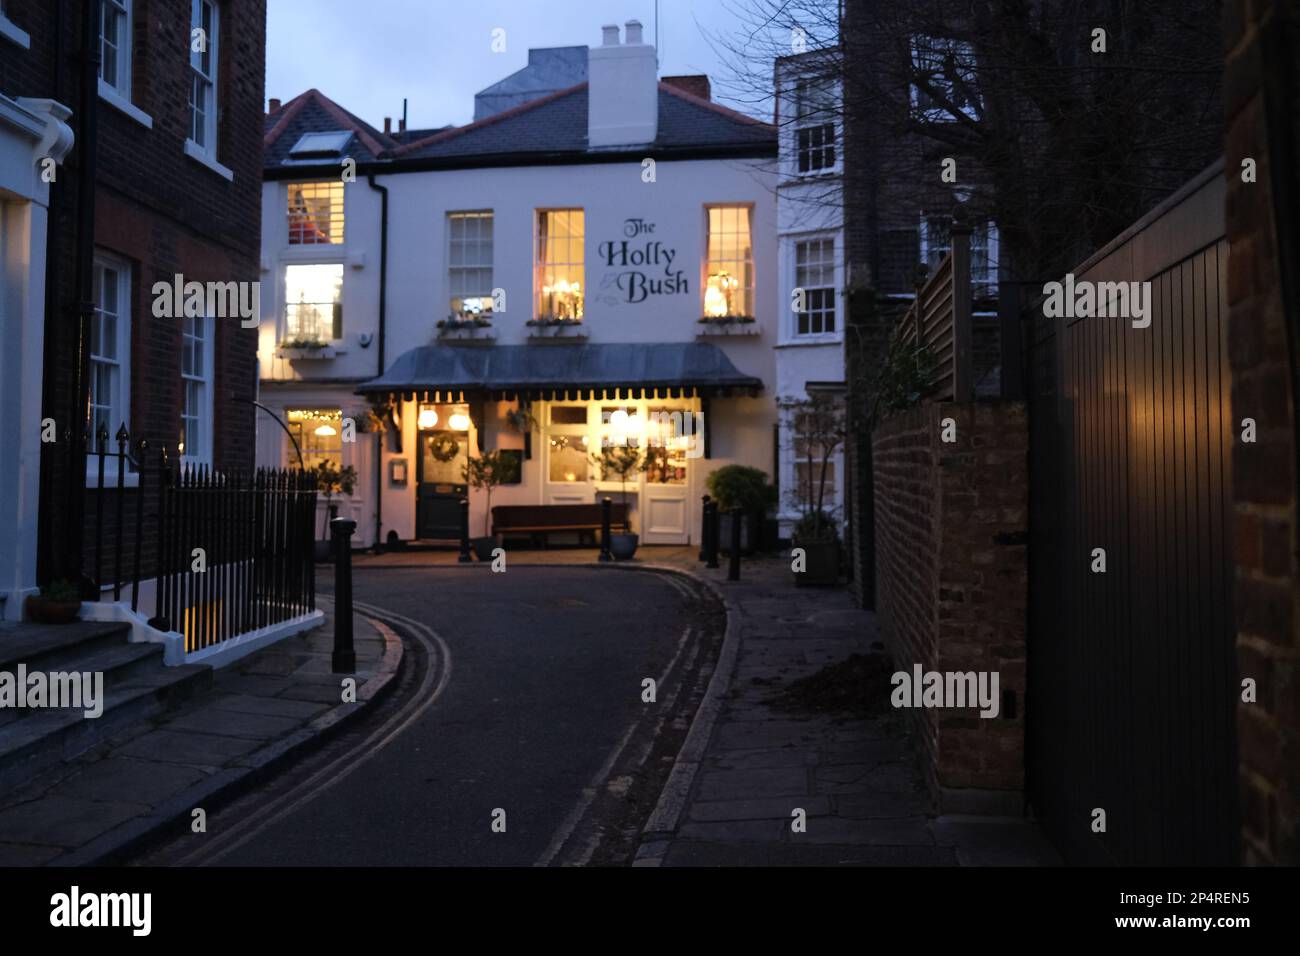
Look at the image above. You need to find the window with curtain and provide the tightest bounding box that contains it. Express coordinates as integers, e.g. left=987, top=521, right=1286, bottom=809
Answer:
left=536, top=209, right=584, bottom=320
left=448, top=211, right=494, bottom=318
left=704, top=205, right=754, bottom=319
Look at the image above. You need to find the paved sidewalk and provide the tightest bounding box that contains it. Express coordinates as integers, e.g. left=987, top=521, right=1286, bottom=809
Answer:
left=0, top=601, right=400, bottom=866
left=352, top=544, right=1058, bottom=865
left=635, top=552, right=1060, bottom=866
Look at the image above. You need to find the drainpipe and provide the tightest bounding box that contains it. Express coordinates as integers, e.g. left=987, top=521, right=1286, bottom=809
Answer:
left=67, top=0, right=101, bottom=595
left=367, top=173, right=389, bottom=550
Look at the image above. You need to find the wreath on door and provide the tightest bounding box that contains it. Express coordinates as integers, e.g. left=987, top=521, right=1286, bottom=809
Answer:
left=429, top=433, right=460, bottom=462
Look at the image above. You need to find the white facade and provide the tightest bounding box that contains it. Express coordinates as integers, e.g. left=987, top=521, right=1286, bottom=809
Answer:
left=774, top=53, right=845, bottom=536
left=0, top=26, right=75, bottom=618
left=257, top=30, right=779, bottom=550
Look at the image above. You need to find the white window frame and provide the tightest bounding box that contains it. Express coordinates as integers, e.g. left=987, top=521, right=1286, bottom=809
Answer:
left=535, top=208, right=585, bottom=321
left=791, top=76, right=839, bottom=177
left=187, top=0, right=220, bottom=162
left=703, top=204, right=756, bottom=320
left=179, top=313, right=215, bottom=465
left=88, top=252, right=134, bottom=486
left=919, top=216, right=998, bottom=294
left=98, top=0, right=131, bottom=95
left=909, top=35, right=980, bottom=123
left=447, top=211, right=495, bottom=319
left=791, top=233, right=839, bottom=339
left=282, top=262, right=345, bottom=345
left=287, top=181, right=346, bottom=247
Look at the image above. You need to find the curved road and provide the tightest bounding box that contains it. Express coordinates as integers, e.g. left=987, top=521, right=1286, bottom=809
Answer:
left=134, top=565, right=723, bottom=867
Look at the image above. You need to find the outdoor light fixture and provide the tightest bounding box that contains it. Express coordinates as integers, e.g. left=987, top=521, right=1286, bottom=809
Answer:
left=417, top=405, right=439, bottom=430
left=448, top=412, right=471, bottom=433
left=314, top=424, right=338, bottom=437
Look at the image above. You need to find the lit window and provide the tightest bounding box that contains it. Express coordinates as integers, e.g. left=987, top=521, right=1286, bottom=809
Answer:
left=91, top=254, right=131, bottom=451
left=448, top=212, right=494, bottom=319
left=188, top=0, right=219, bottom=154
left=795, top=238, right=836, bottom=335
left=288, top=182, right=345, bottom=245
left=704, top=205, right=754, bottom=319
left=536, top=209, right=584, bottom=320
left=99, top=0, right=132, bottom=95
left=286, top=408, right=343, bottom=472
left=179, top=314, right=214, bottom=463
left=794, top=78, right=836, bottom=173
left=644, top=408, right=688, bottom=485
left=910, top=36, right=980, bottom=122
left=284, top=263, right=343, bottom=344
left=547, top=405, right=589, bottom=483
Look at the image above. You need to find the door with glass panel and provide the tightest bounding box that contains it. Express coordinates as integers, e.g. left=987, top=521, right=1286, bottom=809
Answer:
left=416, top=429, right=469, bottom=540
left=640, top=406, right=691, bottom=544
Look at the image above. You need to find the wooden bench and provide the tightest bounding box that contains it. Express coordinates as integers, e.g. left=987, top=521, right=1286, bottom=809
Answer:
left=491, top=503, right=629, bottom=547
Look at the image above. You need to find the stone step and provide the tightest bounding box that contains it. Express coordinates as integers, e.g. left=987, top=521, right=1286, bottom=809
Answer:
left=0, top=636, right=212, bottom=795
left=0, top=620, right=134, bottom=675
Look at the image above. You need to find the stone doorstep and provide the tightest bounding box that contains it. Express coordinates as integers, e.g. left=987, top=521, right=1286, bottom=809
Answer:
left=2, top=610, right=402, bottom=866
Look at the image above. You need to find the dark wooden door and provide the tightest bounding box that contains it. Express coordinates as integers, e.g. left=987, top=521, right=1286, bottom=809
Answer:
left=416, top=431, right=468, bottom=540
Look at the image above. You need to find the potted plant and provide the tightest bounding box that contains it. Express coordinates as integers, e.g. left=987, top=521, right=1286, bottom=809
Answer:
left=592, top=444, right=645, bottom=560
left=25, top=579, right=83, bottom=625
left=463, top=449, right=513, bottom=561
left=706, top=464, right=777, bottom=554
left=311, top=460, right=358, bottom=561
left=782, top=392, right=847, bottom=585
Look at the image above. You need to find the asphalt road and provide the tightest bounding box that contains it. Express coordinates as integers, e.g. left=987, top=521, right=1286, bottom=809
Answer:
left=135, top=565, right=721, bottom=867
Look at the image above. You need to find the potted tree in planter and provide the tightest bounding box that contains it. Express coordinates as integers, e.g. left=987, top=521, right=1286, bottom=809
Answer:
left=311, top=460, right=357, bottom=562
left=706, top=465, right=777, bottom=555
left=593, top=444, right=645, bottom=560
left=463, top=449, right=514, bottom=561
left=783, top=391, right=848, bottom=586
left=24, top=579, right=83, bottom=624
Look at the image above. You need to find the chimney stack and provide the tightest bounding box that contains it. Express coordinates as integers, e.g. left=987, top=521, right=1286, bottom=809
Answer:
left=399, top=117, right=407, bottom=134
left=587, top=19, right=658, bottom=148
left=268, top=97, right=281, bottom=112
left=383, top=117, right=392, bottom=135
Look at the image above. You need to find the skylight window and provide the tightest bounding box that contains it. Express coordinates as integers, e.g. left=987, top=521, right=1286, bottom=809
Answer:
left=289, top=131, right=354, bottom=159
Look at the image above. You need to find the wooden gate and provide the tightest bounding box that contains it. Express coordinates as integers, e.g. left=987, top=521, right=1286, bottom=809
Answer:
left=1025, top=161, right=1237, bottom=864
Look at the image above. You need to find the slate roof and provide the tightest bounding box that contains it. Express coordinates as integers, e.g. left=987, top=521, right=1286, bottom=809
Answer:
left=264, top=83, right=774, bottom=174
left=474, top=46, right=589, bottom=121
left=356, top=342, right=763, bottom=398
left=264, top=90, right=396, bottom=165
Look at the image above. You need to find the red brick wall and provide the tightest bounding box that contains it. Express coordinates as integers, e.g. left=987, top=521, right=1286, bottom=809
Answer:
left=872, top=401, right=1028, bottom=808
left=5, top=0, right=265, bottom=582
left=1224, top=0, right=1300, bottom=865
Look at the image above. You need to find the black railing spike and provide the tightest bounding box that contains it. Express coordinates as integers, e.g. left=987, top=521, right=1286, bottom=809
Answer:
left=96, top=421, right=109, bottom=450
left=115, top=423, right=129, bottom=445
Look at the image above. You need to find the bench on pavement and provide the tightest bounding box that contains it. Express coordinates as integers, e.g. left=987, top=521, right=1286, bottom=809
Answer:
left=491, top=503, right=629, bottom=548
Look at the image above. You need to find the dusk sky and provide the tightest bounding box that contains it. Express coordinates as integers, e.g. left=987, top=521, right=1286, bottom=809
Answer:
left=266, top=0, right=778, bottom=129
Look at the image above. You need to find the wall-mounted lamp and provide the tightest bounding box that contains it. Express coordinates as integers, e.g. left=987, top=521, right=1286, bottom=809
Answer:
left=448, top=412, right=471, bottom=433
left=417, top=405, right=439, bottom=430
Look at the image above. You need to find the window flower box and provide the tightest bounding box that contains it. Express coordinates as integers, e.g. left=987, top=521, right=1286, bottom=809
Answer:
left=696, top=315, right=760, bottom=337
left=276, top=338, right=337, bottom=360
left=527, top=317, right=588, bottom=342
left=437, top=316, right=496, bottom=342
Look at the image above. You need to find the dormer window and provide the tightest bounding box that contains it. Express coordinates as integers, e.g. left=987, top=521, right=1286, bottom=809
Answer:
left=794, top=78, right=836, bottom=174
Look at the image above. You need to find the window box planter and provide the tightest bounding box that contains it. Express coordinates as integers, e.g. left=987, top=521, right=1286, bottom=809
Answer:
left=276, top=341, right=336, bottom=360
left=697, top=315, right=760, bottom=337
left=437, top=317, right=496, bottom=342
left=527, top=318, right=588, bottom=342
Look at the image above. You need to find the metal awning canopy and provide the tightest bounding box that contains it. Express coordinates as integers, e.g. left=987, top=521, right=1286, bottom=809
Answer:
left=355, top=342, right=764, bottom=402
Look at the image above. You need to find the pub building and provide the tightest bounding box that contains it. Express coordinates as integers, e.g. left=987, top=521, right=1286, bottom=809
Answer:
left=257, top=21, right=778, bottom=549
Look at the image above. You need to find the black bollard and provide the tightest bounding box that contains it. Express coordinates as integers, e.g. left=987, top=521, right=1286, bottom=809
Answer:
left=331, top=516, right=357, bottom=674
left=599, top=496, right=613, bottom=562
left=458, top=497, right=472, bottom=563
left=698, top=495, right=711, bottom=561
left=704, top=498, right=720, bottom=569
left=727, top=507, right=742, bottom=581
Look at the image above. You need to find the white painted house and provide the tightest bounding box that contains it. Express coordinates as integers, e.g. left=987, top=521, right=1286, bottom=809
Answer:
left=773, top=50, right=845, bottom=537
left=258, top=21, right=779, bottom=550
left=0, top=11, right=74, bottom=618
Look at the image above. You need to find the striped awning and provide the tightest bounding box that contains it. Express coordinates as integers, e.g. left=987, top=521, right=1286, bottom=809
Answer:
left=355, top=342, right=763, bottom=402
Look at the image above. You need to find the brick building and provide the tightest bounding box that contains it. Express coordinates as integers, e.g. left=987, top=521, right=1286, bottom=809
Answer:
left=0, top=0, right=266, bottom=597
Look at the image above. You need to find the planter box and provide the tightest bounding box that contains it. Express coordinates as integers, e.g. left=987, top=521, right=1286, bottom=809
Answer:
left=792, top=536, right=841, bottom=586
left=437, top=325, right=496, bottom=343
left=276, top=346, right=337, bottom=360
left=527, top=322, right=588, bottom=343
left=696, top=320, right=761, bottom=338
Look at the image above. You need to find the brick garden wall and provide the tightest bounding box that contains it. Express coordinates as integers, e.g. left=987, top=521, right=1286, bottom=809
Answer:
left=872, top=401, right=1028, bottom=810
left=1224, top=0, right=1300, bottom=865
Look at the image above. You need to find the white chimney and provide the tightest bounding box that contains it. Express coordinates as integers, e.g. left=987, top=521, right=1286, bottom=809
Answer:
left=587, top=19, right=658, bottom=148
